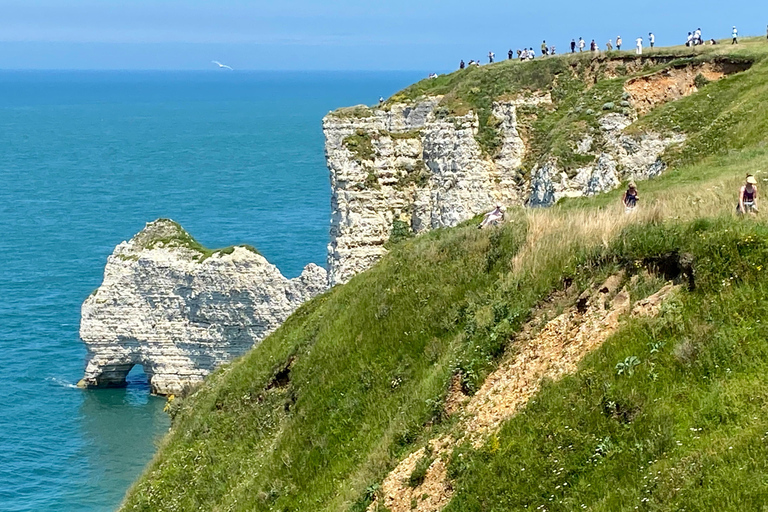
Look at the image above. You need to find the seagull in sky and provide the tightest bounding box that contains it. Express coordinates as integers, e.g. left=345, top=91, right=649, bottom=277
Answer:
left=212, top=60, right=234, bottom=70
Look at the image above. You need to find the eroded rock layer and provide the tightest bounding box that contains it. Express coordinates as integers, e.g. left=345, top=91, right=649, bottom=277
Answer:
left=78, top=219, right=327, bottom=395
left=324, top=94, right=679, bottom=284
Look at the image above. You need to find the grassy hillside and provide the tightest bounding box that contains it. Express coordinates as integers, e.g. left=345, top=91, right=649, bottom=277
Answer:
left=121, top=40, right=768, bottom=512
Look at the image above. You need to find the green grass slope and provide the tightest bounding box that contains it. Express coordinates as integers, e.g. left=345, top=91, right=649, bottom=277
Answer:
left=122, top=40, right=768, bottom=512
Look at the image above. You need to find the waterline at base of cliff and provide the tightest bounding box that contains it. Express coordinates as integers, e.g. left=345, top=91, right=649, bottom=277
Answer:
left=0, top=70, right=424, bottom=512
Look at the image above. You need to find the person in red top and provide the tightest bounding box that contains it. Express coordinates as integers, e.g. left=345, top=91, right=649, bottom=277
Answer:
left=738, top=175, right=759, bottom=214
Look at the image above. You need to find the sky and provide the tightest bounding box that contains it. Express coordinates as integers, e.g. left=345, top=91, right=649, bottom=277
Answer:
left=0, top=0, right=764, bottom=70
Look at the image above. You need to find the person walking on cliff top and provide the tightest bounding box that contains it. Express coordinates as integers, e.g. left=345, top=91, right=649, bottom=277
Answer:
left=732, top=26, right=738, bottom=44
left=508, top=49, right=514, bottom=60
left=616, top=36, right=622, bottom=50
left=579, top=37, right=585, bottom=52
left=737, top=175, right=759, bottom=214
left=606, top=39, right=613, bottom=51
left=649, top=32, right=655, bottom=48
left=590, top=39, right=598, bottom=53
left=635, top=36, right=643, bottom=55
left=622, top=182, right=639, bottom=212
left=570, top=39, right=576, bottom=53
left=541, top=41, right=548, bottom=56
left=488, top=51, right=495, bottom=63
left=686, top=32, right=694, bottom=47
left=479, top=205, right=505, bottom=228
left=460, top=60, right=465, bottom=69
left=694, top=28, right=702, bottom=45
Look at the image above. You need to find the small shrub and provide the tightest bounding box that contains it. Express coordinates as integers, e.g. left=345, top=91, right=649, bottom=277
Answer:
left=585, top=108, right=595, bottom=116
left=389, top=218, right=414, bottom=245
left=620, top=100, right=631, bottom=108
left=602, top=102, right=615, bottom=111
left=615, top=355, right=641, bottom=376
left=693, top=73, right=710, bottom=89
left=364, top=170, right=381, bottom=190
left=407, top=453, right=434, bottom=488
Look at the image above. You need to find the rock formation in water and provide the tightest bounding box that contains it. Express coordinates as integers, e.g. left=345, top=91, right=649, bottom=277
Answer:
left=78, top=219, right=327, bottom=395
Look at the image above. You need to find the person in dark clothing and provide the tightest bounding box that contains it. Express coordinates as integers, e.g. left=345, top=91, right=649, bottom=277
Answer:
left=571, top=39, right=576, bottom=53
left=460, top=60, right=465, bottom=69
left=622, top=181, right=639, bottom=211
left=738, top=175, right=759, bottom=214
left=508, top=49, right=513, bottom=60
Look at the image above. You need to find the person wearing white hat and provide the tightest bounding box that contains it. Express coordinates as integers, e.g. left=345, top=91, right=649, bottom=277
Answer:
left=738, top=174, right=759, bottom=214
left=732, top=26, right=738, bottom=44
left=623, top=181, right=639, bottom=212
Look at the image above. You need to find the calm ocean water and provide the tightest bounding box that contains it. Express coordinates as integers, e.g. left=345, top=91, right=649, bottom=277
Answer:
left=0, top=70, right=424, bottom=512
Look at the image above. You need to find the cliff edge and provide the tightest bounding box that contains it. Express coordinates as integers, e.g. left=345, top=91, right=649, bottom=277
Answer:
left=78, top=219, right=327, bottom=395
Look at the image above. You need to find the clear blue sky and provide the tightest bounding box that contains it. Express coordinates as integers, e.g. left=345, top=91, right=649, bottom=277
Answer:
left=0, top=0, right=764, bottom=70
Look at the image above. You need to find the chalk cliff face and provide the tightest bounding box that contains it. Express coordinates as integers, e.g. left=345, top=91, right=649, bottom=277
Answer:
left=78, top=219, right=327, bottom=395
left=323, top=96, right=681, bottom=285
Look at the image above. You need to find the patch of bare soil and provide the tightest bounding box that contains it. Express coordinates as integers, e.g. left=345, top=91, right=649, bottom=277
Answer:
left=624, top=61, right=749, bottom=115
left=370, top=273, right=676, bottom=512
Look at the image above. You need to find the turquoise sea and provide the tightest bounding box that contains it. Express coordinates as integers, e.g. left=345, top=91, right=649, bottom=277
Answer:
left=0, top=70, right=424, bottom=512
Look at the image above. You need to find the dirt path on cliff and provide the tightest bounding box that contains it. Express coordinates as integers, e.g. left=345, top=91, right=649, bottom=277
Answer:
left=370, top=275, right=679, bottom=512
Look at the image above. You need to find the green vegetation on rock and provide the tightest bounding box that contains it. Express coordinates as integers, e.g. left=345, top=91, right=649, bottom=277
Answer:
left=343, top=130, right=376, bottom=163
left=132, top=219, right=260, bottom=262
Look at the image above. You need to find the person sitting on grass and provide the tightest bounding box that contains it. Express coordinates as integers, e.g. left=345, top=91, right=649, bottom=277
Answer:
left=479, top=205, right=505, bottom=229
left=622, top=181, right=639, bottom=212
left=737, top=174, right=759, bottom=215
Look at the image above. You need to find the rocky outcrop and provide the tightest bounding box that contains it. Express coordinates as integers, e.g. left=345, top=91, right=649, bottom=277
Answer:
left=78, top=219, right=327, bottom=395
left=528, top=113, right=685, bottom=207
left=324, top=94, right=681, bottom=280
left=324, top=96, right=547, bottom=286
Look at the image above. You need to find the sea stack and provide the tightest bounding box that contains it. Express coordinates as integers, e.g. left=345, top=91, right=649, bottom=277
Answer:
left=78, top=219, right=327, bottom=395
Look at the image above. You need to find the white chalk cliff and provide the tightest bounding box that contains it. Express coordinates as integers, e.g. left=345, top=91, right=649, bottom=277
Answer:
left=323, top=95, right=680, bottom=285
left=78, top=219, right=327, bottom=395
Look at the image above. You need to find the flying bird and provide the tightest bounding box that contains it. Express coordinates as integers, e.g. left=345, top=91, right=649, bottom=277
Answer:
left=212, top=60, right=233, bottom=70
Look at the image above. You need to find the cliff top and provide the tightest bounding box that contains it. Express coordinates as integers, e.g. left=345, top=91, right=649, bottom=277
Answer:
left=124, top=218, right=260, bottom=261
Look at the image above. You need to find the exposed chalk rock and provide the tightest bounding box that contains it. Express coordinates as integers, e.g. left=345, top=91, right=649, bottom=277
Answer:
left=324, top=97, right=546, bottom=285
left=326, top=96, right=682, bottom=281
left=78, top=219, right=327, bottom=395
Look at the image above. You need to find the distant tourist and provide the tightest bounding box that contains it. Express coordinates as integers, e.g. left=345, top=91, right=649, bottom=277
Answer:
left=550, top=45, right=556, bottom=55
left=606, top=39, right=613, bottom=51
left=616, top=36, right=623, bottom=50
left=529, top=48, right=536, bottom=60
left=694, top=28, right=702, bottom=45
left=479, top=205, right=505, bottom=228
left=732, top=26, right=738, bottom=44
left=379, top=97, right=384, bottom=106
left=489, top=51, right=495, bottom=63
left=590, top=39, right=598, bottom=53
left=571, top=39, right=577, bottom=53
left=508, top=49, right=514, bottom=60
left=622, top=182, right=639, bottom=212
left=710, top=38, right=719, bottom=45
left=460, top=60, right=465, bottom=69
left=737, top=175, right=759, bottom=214
left=636, top=36, right=643, bottom=55
left=686, top=32, right=694, bottom=47
left=649, top=32, right=655, bottom=48
left=517, top=49, right=523, bottom=58
left=541, top=41, right=548, bottom=56
left=579, top=37, right=585, bottom=52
